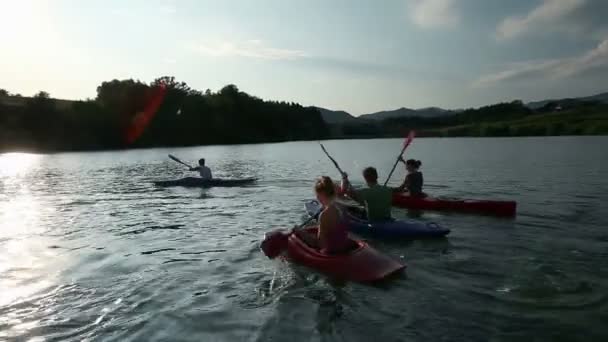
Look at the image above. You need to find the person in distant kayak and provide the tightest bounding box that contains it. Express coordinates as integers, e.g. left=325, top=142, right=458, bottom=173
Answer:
left=341, top=167, right=393, bottom=222
left=189, top=158, right=212, bottom=180
left=396, top=158, right=425, bottom=197
left=296, top=176, right=351, bottom=254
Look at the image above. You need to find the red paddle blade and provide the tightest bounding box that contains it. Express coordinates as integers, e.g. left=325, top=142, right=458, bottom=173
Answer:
left=404, top=130, right=415, bottom=147
left=260, top=229, right=290, bottom=258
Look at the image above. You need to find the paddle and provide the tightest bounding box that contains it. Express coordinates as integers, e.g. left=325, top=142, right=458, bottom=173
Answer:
left=383, top=131, right=415, bottom=186
left=319, top=143, right=346, bottom=177
left=168, top=154, right=193, bottom=169
left=260, top=209, right=322, bottom=259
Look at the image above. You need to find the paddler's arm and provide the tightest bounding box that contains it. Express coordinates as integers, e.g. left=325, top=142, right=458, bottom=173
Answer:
left=395, top=178, right=408, bottom=193
left=394, top=157, right=409, bottom=193
left=317, top=210, right=329, bottom=248
left=341, top=174, right=363, bottom=204
left=189, top=166, right=201, bottom=171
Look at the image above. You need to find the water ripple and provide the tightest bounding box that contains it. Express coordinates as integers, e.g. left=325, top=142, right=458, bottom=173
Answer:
left=1, top=137, right=607, bottom=341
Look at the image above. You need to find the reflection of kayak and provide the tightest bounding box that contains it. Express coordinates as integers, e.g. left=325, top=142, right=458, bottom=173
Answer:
left=392, top=193, right=517, bottom=217
left=286, top=227, right=405, bottom=282
left=153, top=177, right=257, bottom=187
left=305, top=200, right=449, bottom=239
left=347, top=216, right=449, bottom=239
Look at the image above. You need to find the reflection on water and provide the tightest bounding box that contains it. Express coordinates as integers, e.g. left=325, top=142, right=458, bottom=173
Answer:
left=0, top=153, right=58, bottom=338
left=0, top=137, right=607, bottom=341
left=0, top=152, right=42, bottom=177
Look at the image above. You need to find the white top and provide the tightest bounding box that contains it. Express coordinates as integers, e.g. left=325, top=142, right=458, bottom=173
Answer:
left=198, top=166, right=212, bottom=180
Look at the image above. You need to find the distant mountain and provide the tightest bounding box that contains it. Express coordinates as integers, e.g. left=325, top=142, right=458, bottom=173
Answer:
left=416, top=107, right=454, bottom=117
left=583, top=92, right=608, bottom=103
left=526, top=92, right=608, bottom=109
left=359, top=106, right=452, bottom=121
left=314, top=107, right=359, bottom=124
left=317, top=91, right=608, bottom=124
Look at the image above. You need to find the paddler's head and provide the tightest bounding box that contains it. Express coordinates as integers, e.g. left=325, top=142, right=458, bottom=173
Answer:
left=362, top=167, right=378, bottom=186
left=199, top=158, right=205, bottom=166
left=405, top=159, right=421, bottom=173
left=315, top=176, right=336, bottom=205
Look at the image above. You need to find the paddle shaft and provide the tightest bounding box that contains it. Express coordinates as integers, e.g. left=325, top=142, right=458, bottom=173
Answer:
left=260, top=207, right=322, bottom=258
left=296, top=213, right=319, bottom=231
left=169, top=154, right=194, bottom=169
left=383, top=132, right=415, bottom=186
left=319, top=143, right=346, bottom=177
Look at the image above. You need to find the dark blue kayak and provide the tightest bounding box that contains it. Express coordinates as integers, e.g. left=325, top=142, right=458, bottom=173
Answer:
left=305, top=200, right=450, bottom=239
left=153, top=177, right=257, bottom=188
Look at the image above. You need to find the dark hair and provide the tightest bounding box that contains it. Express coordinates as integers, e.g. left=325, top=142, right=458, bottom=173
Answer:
left=362, top=167, right=378, bottom=182
left=315, top=176, right=336, bottom=197
left=406, top=159, right=422, bottom=168
left=199, top=158, right=205, bottom=165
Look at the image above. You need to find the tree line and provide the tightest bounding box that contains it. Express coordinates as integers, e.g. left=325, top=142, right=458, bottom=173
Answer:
left=1, top=80, right=606, bottom=152
left=0, top=77, right=329, bottom=152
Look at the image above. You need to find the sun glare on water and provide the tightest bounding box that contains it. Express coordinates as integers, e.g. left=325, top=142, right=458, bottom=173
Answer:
left=0, top=152, right=57, bottom=331
left=0, top=153, right=42, bottom=178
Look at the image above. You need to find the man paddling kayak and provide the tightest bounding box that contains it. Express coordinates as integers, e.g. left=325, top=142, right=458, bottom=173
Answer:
left=189, top=158, right=212, bottom=180
left=341, top=167, right=393, bottom=222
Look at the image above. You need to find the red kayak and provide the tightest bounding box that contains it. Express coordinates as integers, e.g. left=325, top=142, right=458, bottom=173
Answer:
left=285, top=227, right=405, bottom=282
left=392, top=193, right=517, bottom=217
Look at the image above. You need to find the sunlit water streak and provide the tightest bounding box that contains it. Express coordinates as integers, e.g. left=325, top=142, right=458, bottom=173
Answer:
left=0, top=137, right=607, bottom=341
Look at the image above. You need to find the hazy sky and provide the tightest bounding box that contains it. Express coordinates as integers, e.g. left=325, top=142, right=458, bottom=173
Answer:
left=1, top=0, right=607, bottom=114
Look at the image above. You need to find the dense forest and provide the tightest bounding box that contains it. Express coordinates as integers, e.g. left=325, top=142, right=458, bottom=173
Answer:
left=1, top=78, right=607, bottom=153
left=0, top=77, right=328, bottom=152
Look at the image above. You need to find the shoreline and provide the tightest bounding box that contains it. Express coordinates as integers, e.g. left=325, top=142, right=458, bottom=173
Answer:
left=1, top=134, right=605, bottom=155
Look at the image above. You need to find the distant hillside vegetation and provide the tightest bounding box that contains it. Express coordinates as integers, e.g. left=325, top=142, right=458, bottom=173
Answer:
left=1, top=85, right=606, bottom=153
left=314, top=107, right=359, bottom=124
left=0, top=78, right=329, bottom=152
left=526, top=92, right=608, bottom=110
left=332, top=100, right=608, bottom=138
left=358, top=107, right=453, bottom=121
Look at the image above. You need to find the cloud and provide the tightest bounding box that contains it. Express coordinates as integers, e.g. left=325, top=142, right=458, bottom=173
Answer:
left=159, top=0, right=177, bottom=14
left=297, top=55, right=462, bottom=82
left=160, top=5, right=177, bottom=14
left=188, top=38, right=461, bottom=82
left=473, top=38, right=608, bottom=87
left=497, top=0, right=586, bottom=40
left=409, top=0, right=459, bottom=29
left=191, top=40, right=307, bottom=60
left=110, top=8, right=133, bottom=18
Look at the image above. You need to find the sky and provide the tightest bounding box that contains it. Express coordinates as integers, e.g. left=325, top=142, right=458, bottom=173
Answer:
left=0, top=0, right=607, bottom=115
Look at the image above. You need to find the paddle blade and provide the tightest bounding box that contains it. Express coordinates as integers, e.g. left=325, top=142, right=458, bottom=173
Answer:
left=260, top=229, right=290, bottom=258
left=404, top=130, right=416, bottom=147
left=168, top=154, right=192, bottom=168
left=168, top=154, right=181, bottom=163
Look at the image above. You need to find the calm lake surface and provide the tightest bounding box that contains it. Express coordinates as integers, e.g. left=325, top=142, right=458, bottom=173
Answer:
left=1, top=137, right=607, bottom=341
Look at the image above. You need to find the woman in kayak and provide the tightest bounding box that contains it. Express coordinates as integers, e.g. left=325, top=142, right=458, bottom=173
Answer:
left=189, top=158, right=212, bottom=180
left=296, top=176, right=351, bottom=254
left=396, top=158, right=425, bottom=197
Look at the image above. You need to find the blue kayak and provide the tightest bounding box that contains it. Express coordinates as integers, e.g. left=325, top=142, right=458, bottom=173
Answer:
left=305, top=200, right=450, bottom=239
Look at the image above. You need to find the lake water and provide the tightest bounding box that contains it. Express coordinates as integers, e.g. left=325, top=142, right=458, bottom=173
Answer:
left=1, top=137, right=607, bottom=341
